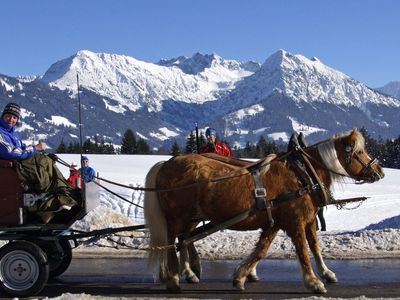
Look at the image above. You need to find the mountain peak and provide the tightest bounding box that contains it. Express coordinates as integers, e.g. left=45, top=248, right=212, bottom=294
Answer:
left=157, top=52, right=260, bottom=75
left=39, top=51, right=257, bottom=112
left=376, top=81, right=400, bottom=99
left=157, top=52, right=223, bottom=74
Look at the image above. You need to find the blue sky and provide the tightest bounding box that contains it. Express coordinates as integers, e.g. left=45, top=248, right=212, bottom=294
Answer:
left=1, top=0, right=399, bottom=87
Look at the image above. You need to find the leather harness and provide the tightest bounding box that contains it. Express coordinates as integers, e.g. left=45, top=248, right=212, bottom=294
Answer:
left=248, top=133, right=330, bottom=228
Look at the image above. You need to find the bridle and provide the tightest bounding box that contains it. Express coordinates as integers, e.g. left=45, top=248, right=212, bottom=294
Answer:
left=343, top=143, right=382, bottom=183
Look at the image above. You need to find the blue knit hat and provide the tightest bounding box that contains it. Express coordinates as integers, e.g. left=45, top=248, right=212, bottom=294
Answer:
left=205, top=128, right=217, bottom=137
left=2, top=103, right=21, bottom=119
left=81, top=155, right=89, bottom=161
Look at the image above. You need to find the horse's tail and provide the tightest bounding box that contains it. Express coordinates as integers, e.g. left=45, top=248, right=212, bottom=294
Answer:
left=144, top=161, right=168, bottom=281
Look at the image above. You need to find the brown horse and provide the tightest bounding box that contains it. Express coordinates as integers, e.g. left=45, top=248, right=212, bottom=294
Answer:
left=144, top=129, right=384, bottom=293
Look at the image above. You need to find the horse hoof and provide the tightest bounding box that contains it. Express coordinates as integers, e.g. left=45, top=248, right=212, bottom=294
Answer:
left=192, top=266, right=201, bottom=279
left=323, top=270, right=338, bottom=283
left=314, top=286, right=327, bottom=294
left=186, top=274, right=200, bottom=283
left=247, top=273, right=260, bottom=282
left=305, top=276, right=327, bottom=294
left=166, top=284, right=181, bottom=292
left=310, top=282, right=327, bottom=294
left=233, top=278, right=245, bottom=291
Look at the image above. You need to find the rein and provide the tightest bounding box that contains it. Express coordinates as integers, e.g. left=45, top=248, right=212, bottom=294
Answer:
left=93, top=152, right=293, bottom=193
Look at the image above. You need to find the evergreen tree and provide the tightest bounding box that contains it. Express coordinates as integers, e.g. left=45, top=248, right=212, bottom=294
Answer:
left=185, top=131, right=197, bottom=153
left=82, top=138, right=98, bottom=154
left=256, top=136, right=268, bottom=158
left=98, top=137, right=116, bottom=154
left=121, top=129, right=137, bottom=154
left=170, top=140, right=181, bottom=156
left=243, top=141, right=255, bottom=158
left=265, top=140, right=279, bottom=155
left=67, top=141, right=81, bottom=153
left=136, top=138, right=151, bottom=154
left=56, top=139, right=67, bottom=153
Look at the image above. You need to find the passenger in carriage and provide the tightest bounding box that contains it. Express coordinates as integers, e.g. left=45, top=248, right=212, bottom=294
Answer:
left=0, top=103, right=47, bottom=159
left=200, top=127, right=232, bottom=157
left=67, top=162, right=82, bottom=189
left=79, top=155, right=96, bottom=183
left=0, top=102, right=78, bottom=224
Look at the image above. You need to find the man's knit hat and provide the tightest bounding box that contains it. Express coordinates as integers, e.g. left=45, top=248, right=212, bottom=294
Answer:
left=2, top=103, right=21, bottom=119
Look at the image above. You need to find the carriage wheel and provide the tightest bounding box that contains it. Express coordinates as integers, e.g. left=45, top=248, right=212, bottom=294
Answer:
left=34, top=239, right=73, bottom=279
left=0, top=241, right=49, bottom=297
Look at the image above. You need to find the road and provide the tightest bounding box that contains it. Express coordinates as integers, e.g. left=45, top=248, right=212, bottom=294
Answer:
left=38, top=258, right=400, bottom=299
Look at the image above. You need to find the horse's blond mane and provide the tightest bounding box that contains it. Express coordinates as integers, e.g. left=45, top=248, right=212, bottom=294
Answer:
left=350, top=130, right=365, bottom=154
left=317, top=140, right=348, bottom=183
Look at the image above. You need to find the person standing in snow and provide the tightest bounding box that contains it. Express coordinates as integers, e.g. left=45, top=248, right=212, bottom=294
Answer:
left=200, top=127, right=232, bottom=157
left=79, top=155, right=96, bottom=183
left=0, top=102, right=47, bottom=159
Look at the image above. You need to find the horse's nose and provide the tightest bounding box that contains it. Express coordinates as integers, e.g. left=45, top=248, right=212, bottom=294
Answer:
left=374, top=169, right=385, bottom=181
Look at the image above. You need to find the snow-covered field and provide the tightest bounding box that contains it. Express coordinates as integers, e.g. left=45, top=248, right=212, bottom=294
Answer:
left=54, top=154, right=400, bottom=260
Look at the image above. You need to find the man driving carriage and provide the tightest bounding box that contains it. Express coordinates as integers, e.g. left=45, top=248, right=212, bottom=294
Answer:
left=0, top=102, right=79, bottom=224
left=200, top=127, right=232, bottom=157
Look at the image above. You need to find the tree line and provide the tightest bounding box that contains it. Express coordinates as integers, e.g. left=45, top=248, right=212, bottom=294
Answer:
left=55, top=129, right=150, bottom=154
left=55, top=127, right=400, bottom=169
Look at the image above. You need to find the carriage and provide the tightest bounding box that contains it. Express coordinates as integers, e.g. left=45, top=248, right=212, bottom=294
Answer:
left=0, top=158, right=103, bottom=297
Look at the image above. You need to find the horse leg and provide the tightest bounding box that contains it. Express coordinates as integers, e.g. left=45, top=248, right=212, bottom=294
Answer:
left=187, top=242, right=202, bottom=279
left=178, top=237, right=200, bottom=283
left=165, top=232, right=181, bottom=291
left=288, top=226, right=327, bottom=294
left=233, top=227, right=278, bottom=290
left=305, top=223, right=337, bottom=283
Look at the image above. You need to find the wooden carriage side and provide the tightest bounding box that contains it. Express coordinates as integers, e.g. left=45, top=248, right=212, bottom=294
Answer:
left=0, top=159, right=24, bottom=225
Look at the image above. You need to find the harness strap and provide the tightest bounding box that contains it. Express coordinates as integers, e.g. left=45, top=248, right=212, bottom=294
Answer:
left=289, top=134, right=329, bottom=207
left=298, top=151, right=329, bottom=207
left=269, top=185, right=313, bottom=206
left=250, top=167, right=274, bottom=227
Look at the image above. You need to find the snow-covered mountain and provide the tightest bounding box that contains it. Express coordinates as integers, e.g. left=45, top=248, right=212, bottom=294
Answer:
left=206, top=50, right=400, bottom=146
left=376, top=81, right=400, bottom=100
left=41, top=50, right=257, bottom=112
left=1, top=49, right=399, bottom=150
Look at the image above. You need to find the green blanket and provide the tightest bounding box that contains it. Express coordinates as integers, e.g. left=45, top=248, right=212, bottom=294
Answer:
left=16, top=154, right=78, bottom=213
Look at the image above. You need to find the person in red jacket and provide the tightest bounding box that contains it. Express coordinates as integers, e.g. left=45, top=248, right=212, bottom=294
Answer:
left=200, top=127, right=232, bottom=157
left=67, top=162, right=82, bottom=189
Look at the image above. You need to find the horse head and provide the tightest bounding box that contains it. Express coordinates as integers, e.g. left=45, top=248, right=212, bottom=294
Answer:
left=318, top=129, right=384, bottom=183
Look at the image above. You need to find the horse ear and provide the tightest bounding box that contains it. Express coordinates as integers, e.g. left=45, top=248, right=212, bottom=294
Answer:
left=348, top=129, right=359, bottom=147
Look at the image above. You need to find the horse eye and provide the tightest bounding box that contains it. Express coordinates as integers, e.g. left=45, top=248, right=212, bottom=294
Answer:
left=345, top=145, right=352, bottom=153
